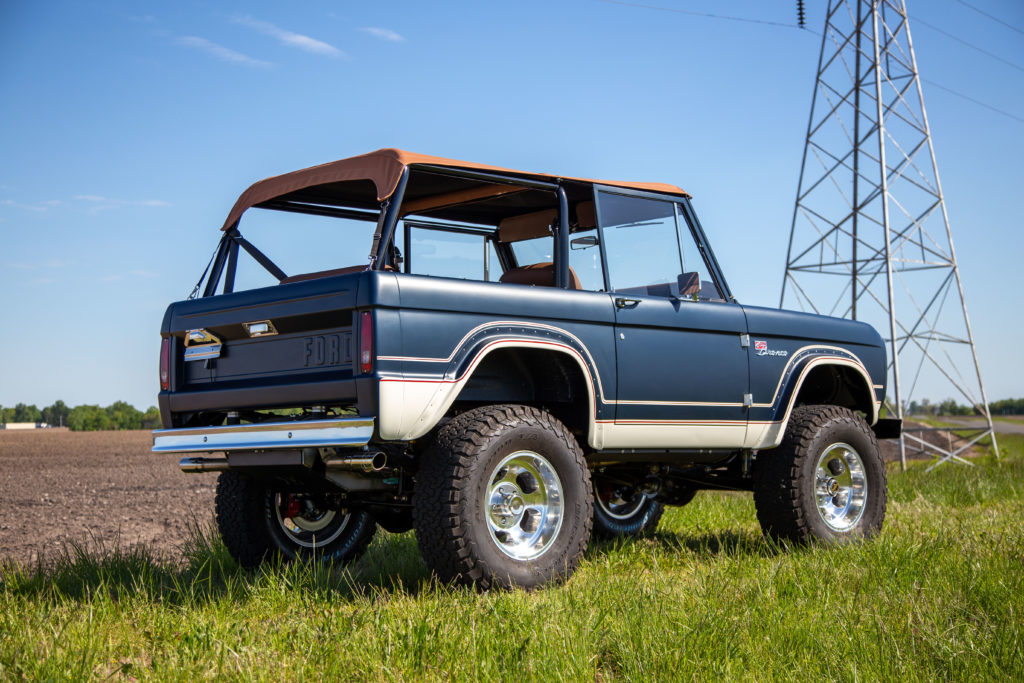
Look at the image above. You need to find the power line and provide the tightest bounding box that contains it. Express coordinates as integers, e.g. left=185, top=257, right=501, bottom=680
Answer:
left=922, top=78, right=1024, bottom=123
left=802, top=16, right=1024, bottom=124
left=602, top=1, right=1024, bottom=75
left=600, top=0, right=1023, bottom=125
left=600, top=0, right=799, bottom=29
left=954, top=0, right=1024, bottom=36
left=913, top=15, right=1024, bottom=74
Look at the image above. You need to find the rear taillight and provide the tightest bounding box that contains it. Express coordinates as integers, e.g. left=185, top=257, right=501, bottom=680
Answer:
left=159, top=338, right=171, bottom=391
left=359, top=311, right=373, bottom=374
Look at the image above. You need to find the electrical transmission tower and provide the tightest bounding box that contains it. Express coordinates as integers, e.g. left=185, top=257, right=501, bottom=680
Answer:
left=780, top=0, right=998, bottom=470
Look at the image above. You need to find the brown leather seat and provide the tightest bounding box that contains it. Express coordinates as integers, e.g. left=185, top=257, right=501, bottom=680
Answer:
left=499, top=262, right=582, bottom=290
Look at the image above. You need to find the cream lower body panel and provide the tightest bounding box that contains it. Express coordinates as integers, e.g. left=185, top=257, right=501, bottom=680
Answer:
left=377, top=379, right=453, bottom=442
left=379, top=381, right=789, bottom=451
left=744, top=421, right=786, bottom=450
left=599, top=420, right=794, bottom=452
left=376, top=340, right=600, bottom=444
left=378, top=378, right=608, bottom=448
left=595, top=421, right=749, bottom=450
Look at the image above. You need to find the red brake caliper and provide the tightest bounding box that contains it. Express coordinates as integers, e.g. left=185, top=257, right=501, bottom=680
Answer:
left=283, top=494, right=302, bottom=519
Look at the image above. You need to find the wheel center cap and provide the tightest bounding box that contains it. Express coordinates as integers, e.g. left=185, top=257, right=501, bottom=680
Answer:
left=490, top=487, right=527, bottom=527
left=826, top=478, right=840, bottom=496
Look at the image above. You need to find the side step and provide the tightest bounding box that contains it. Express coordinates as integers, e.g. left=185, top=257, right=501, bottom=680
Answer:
left=152, top=417, right=374, bottom=454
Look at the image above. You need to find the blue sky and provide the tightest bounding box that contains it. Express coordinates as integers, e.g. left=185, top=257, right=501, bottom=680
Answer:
left=1, top=0, right=1021, bottom=411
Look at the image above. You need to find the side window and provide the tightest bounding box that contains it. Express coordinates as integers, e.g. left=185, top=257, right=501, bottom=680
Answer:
left=568, top=226, right=605, bottom=291
left=401, top=225, right=499, bottom=281
left=597, top=191, right=723, bottom=300
left=509, top=236, right=552, bottom=267
left=498, top=209, right=558, bottom=287
left=598, top=192, right=682, bottom=295
left=504, top=211, right=604, bottom=291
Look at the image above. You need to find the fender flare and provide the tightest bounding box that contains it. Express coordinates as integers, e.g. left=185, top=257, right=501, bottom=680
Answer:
left=761, top=355, right=879, bottom=449
left=377, top=324, right=605, bottom=447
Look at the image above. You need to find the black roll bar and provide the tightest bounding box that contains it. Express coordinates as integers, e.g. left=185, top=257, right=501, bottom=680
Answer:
left=369, top=167, right=410, bottom=270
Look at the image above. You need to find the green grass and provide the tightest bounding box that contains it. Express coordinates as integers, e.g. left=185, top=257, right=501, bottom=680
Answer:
left=3, top=438, right=1023, bottom=681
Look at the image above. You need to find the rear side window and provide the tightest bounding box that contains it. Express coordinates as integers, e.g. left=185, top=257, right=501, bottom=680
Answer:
left=509, top=236, right=552, bottom=267
left=398, top=225, right=500, bottom=282
left=568, top=225, right=605, bottom=291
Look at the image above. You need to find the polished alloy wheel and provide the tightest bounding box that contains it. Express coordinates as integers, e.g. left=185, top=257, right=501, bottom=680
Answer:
left=814, top=442, right=868, bottom=532
left=594, top=482, right=647, bottom=521
left=273, top=493, right=350, bottom=548
left=486, top=450, right=564, bottom=560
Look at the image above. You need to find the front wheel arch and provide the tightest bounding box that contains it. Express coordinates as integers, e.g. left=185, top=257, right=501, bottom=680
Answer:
left=792, top=363, right=876, bottom=422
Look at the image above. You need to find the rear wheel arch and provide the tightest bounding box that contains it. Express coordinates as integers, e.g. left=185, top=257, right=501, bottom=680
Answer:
left=451, top=345, right=596, bottom=446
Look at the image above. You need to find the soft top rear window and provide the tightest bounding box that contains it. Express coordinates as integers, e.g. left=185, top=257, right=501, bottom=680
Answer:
left=222, top=209, right=378, bottom=293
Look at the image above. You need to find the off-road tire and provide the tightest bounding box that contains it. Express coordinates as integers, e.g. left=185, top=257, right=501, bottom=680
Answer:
left=215, top=470, right=376, bottom=568
left=413, top=404, right=593, bottom=590
left=753, top=405, right=887, bottom=545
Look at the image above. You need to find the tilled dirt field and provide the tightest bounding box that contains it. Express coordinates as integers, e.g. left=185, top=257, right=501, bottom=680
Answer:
left=0, top=429, right=215, bottom=566
left=0, top=423, right=982, bottom=566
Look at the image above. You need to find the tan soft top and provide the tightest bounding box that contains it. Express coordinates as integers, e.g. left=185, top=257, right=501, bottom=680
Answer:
left=221, top=148, right=689, bottom=231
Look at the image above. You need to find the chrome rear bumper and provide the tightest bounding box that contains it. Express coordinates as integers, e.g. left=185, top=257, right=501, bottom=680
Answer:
left=152, top=417, right=374, bottom=454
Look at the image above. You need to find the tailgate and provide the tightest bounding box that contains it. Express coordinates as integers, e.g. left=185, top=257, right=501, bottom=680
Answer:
left=161, top=274, right=362, bottom=418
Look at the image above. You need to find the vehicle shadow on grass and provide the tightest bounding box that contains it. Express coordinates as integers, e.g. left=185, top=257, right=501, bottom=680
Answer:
left=0, top=526, right=438, bottom=606
left=588, top=528, right=783, bottom=562
left=1, top=527, right=790, bottom=605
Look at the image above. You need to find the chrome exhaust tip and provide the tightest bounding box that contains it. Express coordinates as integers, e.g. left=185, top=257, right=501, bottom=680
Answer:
left=179, top=456, right=229, bottom=473
left=322, top=451, right=387, bottom=472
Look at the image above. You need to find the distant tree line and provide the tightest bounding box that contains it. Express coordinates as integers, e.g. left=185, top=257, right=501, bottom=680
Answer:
left=3, top=397, right=1020, bottom=429
left=0, top=401, right=161, bottom=431
left=906, top=397, right=1024, bottom=416
left=988, top=398, right=1024, bottom=415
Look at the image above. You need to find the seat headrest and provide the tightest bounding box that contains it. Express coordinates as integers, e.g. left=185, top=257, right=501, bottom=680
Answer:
left=498, top=262, right=582, bottom=290
left=575, top=200, right=597, bottom=229
left=498, top=209, right=557, bottom=243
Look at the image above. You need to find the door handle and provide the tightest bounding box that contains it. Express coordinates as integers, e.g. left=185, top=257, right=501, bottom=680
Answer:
left=615, top=298, right=641, bottom=308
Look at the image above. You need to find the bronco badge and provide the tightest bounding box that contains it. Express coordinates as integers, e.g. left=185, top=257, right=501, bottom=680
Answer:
left=754, top=340, right=788, bottom=357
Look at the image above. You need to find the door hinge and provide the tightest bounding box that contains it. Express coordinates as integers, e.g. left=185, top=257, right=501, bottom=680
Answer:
left=743, top=393, right=753, bottom=408
left=740, top=334, right=750, bottom=348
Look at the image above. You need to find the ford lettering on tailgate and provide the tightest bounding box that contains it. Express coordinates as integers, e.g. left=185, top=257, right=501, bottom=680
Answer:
left=304, top=334, right=349, bottom=367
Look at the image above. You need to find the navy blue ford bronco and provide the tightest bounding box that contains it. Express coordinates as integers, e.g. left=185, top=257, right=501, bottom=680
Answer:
left=154, top=149, right=900, bottom=589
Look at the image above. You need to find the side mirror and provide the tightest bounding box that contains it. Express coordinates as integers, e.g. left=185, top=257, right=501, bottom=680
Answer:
left=678, top=272, right=700, bottom=298
left=570, top=235, right=599, bottom=250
